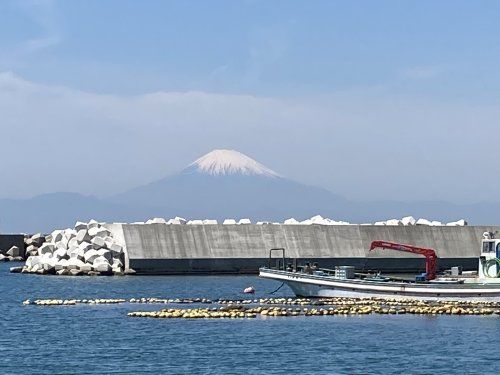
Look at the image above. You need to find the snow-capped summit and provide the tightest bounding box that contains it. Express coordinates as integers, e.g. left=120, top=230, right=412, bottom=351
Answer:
left=109, top=147, right=345, bottom=224
left=184, top=149, right=280, bottom=177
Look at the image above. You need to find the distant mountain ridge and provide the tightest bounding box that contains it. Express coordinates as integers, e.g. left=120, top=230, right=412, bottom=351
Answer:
left=1, top=149, right=499, bottom=233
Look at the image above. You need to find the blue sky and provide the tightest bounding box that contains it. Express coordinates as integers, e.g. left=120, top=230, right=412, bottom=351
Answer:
left=1, top=0, right=500, bottom=203
left=3, top=0, right=500, bottom=97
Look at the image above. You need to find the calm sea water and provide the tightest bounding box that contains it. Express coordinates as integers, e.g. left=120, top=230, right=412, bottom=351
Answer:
left=1, top=262, right=500, bottom=375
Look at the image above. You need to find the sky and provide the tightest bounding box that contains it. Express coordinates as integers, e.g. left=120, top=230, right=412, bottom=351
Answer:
left=1, top=0, right=500, bottom=203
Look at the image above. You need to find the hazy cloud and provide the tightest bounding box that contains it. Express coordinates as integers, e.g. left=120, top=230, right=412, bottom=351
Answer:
left=2, top=0, right=62, bottom=63
left=401, top=66, right=441, bottom=80
left=1, top=72, right=500, bottom=204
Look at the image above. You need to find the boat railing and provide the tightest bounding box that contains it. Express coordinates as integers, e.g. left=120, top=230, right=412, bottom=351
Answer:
left=268, top=248, right=286, bottom=270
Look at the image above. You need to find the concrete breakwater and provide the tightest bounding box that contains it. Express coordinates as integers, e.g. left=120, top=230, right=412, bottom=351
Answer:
left=10, top=221, right=499, bottom=275
left=111, top=223, right=499, bottom=274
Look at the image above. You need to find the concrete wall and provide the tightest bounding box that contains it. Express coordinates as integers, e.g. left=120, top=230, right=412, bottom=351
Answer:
left=113, top=224, right=500, bottom=274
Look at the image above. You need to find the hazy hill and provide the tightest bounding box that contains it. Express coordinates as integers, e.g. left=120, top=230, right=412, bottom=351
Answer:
left=1, top=149, right=498, bottom=233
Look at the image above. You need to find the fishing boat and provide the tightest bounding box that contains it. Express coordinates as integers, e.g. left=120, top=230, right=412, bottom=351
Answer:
left=259, top=232, right=500, bottom=301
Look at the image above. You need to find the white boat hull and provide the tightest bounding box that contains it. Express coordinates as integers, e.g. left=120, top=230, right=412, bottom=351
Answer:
left=260, top=268, right=500, bottom=301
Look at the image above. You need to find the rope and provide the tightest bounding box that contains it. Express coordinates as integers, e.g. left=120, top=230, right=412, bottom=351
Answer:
left=482, top=258, right=500, bottom=278
left=268, top=282, right=285, bottom=295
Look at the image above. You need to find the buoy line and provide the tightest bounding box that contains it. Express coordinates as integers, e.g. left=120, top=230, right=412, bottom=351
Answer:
left=127, top=304, right=500, bottom=319
left=21, top=296, right=500, bottom=316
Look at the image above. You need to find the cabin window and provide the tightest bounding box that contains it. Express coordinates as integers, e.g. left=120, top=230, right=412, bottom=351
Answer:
left=497, top=243, right=500, bottom=255
left=483, top=242, right=494, bottom=253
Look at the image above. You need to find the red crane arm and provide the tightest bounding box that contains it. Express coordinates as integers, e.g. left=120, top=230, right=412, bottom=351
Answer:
left=369, top=240, right=437, bottom=280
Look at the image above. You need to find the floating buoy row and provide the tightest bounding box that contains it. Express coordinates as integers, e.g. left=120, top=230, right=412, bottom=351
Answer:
left=129, top=297, right=213, bottom=304
left=128, top=308, right=258, bottom=319
left=22, top=296, right=500, bottom=316
left=128, top=305, right=500, bottom=318
left=256, top=297, right=500, bottom=309
left=23, top=298, right=127, bottom=306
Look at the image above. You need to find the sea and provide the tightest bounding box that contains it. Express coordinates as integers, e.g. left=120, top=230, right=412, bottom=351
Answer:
left=1, top=261, right=499, bottom=375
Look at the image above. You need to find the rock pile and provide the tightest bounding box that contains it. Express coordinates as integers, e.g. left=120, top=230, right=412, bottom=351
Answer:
left=119, top=215, right=469, bottom=227
left=22, top=220, right=126, bottom=276
left=281, top=215, right=468, bottom=227
left=24, top=233, right=46, bottom=258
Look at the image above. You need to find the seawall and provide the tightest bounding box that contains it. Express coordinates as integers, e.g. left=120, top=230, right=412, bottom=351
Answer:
left=105, top=224, right=499, bottom=274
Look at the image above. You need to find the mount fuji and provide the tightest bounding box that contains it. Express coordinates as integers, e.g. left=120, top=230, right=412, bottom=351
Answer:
left=109, top=149, right=347, bottom=220
left=1, top=149, right=499, bottom=233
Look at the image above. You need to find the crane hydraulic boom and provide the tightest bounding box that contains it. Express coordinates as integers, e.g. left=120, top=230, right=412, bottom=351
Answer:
left=369, top=240, right=438, bottom=281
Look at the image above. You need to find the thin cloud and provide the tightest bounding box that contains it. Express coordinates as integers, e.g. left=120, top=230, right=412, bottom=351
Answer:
left=401, top=66, right=441, bottom=80
left=1, top=73, right=500, bottom=205
left=12, top=0, right=62, bottom=54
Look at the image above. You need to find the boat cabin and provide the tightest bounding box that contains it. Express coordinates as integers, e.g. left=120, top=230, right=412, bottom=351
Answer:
left=479, top=232, right=500, bottom=278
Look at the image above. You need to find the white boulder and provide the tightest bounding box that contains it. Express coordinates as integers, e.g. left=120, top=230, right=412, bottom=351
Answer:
left=55, top=259, right=69, bottom=271
left=67, top=258, right=86, bottom=271
left=97, top=249, right=112, bottom=262
left=67, top=236, right=78, bottom=247
left=416, top=218, right=432, bottom=226
left=69, top=248, right=85, bottom=262
left=202, top=219, right=218, bottom=225
left=31, top=264, right=41, bottom=273
left=78, top=242, right=93, bottom=253
left=56, top=241, right=68, bottom=251
left=84, top=249, right=100, bottom=264
left=91, top=236, right=106, bottom=250
left=446, top=219, right=467, bottom=226
left=6, top=246, right=20, bottom=257
left=238, top=218, right=251, bottom=225
left=54, top=248, right=68, bottom=260
left=146, top=217, right=168, bottom=224
left=94, top=263, right=111, bottom=273
left=39, top=243, right=55, bottom=256
left=31, top=233, right=45, bottom=247
left=25, top=256, right=41, bottom=269
left=284, top=218, right=300, bottom=225
left=108, top=243, right=123, bottom=255
left=111, top=258, right=123, bottom=268
left=309, top=215, right=327, bottom=225
left=93, top=256, right=111, bottom=272
left=88, top=227, right=110, bottom=239
left=76, top=229, right=91, bottom=244
left=51, top=230, right=64, bottom=243
left=26, top=245, right=38, bottom=256
left=41, top=257, right=57, bottom=272
left=167, top=217, right=187, bottom=225
left=401, top=216, right=416, bottom=226
left=79, top=264, right=92, bottom=273
left=74, top=221, right=88, bottom=231
left=87, top=219, right=101, bottom=229
left=223, top=219, right=237, bottom=225
left=64, top=228, right=77, bottom=239
left=385, top=219, right=402, bottom=226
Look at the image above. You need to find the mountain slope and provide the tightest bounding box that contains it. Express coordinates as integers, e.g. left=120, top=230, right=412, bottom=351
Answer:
left=2, top=149, right=500, bottom=233
left=110, top=149, right=347, bottom=220
left=0, top=193, right=139, bottom=233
